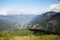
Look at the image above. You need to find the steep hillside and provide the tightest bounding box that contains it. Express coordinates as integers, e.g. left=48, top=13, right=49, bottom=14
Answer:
left=29, top=11, right=60, bottom=34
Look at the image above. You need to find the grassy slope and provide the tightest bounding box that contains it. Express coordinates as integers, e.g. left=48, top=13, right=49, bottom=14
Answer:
left=0, top=30, right=60, bottom=40
left=13, top=35, right=60, bottom=40
left=0, top=35, right=60, bottom=40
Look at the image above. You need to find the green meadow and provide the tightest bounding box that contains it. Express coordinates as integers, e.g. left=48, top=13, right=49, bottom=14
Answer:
left=0, top=29, right=60, bottom=40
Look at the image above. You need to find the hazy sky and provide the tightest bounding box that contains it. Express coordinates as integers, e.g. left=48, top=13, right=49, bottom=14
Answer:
left=0, top=0, right=60, bottom=15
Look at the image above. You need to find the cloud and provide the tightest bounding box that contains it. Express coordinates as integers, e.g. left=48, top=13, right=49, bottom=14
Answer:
left=1, top=3, right=60, bottom=15
left=0, top=9, right=43, bottom=15
left=0, top=9, right=9, bottom=15
left=48, top=3, right=60, bottom=12
left=0, top=9, right=27, bottom=15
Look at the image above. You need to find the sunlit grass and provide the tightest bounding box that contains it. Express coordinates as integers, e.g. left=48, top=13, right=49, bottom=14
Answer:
left=0, top=35, right=60, bottom=40
left=0, top=30, right=60, bottom=40
left=13, top=35, right=60, bottom=40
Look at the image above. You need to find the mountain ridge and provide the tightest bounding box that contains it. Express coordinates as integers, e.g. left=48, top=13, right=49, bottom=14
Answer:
left=28, top=11, right=60, bottom=34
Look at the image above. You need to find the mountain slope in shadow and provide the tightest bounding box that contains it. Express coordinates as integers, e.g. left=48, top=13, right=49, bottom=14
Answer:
left=29, top=11, right=60, bottom=34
